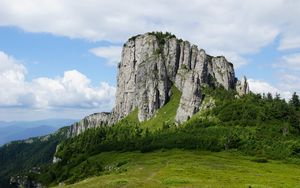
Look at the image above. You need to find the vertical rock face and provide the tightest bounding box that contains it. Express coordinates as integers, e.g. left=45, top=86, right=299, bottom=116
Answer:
left=111, top=34, right=173, bottom=122
left=111, top=32, right=247, bottom=124
left=175, top=71, right=202, bottom=123
left=69, top=32, right=250, bottom=136
left=211, top=56, right=236, bottom=90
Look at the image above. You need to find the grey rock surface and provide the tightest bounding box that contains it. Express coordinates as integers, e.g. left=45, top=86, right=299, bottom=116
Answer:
left=236, top=76, right=250, bottom=95
left=111, top=33, right=246, bottom=124
left=70, top=32, right=249, bottom=135
left=70, top=112, right=111, bottom=136
left=175, top=71, right=202, bottom=123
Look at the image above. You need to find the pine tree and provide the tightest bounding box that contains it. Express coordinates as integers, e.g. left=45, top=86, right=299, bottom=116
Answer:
left=289, top=92, right=300, bottom=110
left=267, top=92, right=273, bottom=100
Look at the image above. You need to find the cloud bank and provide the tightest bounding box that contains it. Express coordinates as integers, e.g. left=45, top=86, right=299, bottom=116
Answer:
left=248, top=78, right=291, bottom=100
left=1, top=0, right=300, bottom=67
left=0, top=51, right=116, bottom=109
left=90, top=46, right=122, bottom=66
left=1, top=0, right=300, bottom=116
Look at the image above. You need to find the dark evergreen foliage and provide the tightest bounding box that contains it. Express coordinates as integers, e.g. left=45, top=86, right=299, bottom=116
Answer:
left=1, top=87, right=300, bottom=186
left=33, top=88, right=300, bottom=185
left=0, top=127, right=69, bottom=187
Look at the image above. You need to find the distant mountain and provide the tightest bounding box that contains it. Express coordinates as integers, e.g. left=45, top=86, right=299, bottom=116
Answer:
left=0, top=119, right=78, bottom=146
left=0, top=121, right=8, bottom=127
left=0, top=119, right=78, bottom=128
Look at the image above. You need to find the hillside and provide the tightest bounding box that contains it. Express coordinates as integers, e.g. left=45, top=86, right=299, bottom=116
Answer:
left=0, top=127, right=70, bottom=188
left=54, top=149, right=300, bottom=188
left=31, top=86, right=300, bottom=187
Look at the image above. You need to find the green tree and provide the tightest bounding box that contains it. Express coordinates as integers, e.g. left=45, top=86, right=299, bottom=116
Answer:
left=289, top=92, right=300, bottom=110
left=267, top=92, right=273, bottom=100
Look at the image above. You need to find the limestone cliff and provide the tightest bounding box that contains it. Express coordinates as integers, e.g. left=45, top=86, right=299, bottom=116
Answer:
left=69, top=32, right=249, bottom=136
left=111, top=32, right=248, bottom=124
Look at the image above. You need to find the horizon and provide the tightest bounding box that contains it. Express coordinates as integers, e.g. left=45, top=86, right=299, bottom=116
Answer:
left=1, top=0, right=300, bottom=121
left=0, top=118, right=79, bottom=123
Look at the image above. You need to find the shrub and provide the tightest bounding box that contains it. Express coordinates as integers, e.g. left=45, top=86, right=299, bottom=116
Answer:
left=251, top=158, right=268, bottom=163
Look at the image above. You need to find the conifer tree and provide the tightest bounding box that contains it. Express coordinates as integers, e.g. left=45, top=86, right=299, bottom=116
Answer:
left=289, top=92, right=300, bottom=110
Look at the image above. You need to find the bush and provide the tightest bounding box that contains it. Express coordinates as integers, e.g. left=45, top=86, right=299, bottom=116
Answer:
left=251, top=158, right=268, bottom=163
left=116, top=161, right=128, bottom=167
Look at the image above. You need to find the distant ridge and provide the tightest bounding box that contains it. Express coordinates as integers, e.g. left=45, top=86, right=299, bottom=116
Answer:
left=0, top=119, right=78, bottom=145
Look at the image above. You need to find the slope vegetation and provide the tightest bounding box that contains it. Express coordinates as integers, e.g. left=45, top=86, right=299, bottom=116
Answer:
left=34, top=87, right=300, bottom=187
left=54, top=149, right=300, bottom=188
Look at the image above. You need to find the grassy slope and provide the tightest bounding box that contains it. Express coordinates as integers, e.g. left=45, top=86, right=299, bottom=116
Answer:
left=48, top=87, right=300, bottom=187
left=117, top=85, right=181, bottom=131
left=141, top=86, right=181, bottom=131
left=55, top=149, right=300, bottom=188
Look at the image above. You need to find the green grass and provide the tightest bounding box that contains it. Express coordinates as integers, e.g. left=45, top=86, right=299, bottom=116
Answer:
left=117, top=86, right=181, bottom=132
left=54, top=149, right=300, bottom=188
left=117, top=86, right=182, bottom=132
left=141, top=86, right=181, bottom=131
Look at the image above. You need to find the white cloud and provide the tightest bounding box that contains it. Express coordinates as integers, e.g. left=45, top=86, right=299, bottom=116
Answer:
left=248, top=78, right=292, bottom=100
left=90, top=46, right=122, bottom=66
left=1, top=0, right=300, bottom=104
left=278, top=35, right=300, bottom=51
left=0, top=51, right=27, bottom=106
left=272, top=53, right=300, bottom=96
left=32, top=70, right=116, bottom=109
left=278, top=53, right=300, bottom=70
left=0, top=50, right=116, bottom=109
left=278, top=73, right=300, bottom=93
left=1, top=0, right=300, bottom=67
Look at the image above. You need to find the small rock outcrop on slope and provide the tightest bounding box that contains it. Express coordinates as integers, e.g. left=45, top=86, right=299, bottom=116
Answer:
left=70, top=32, right=250, bottom=136
left=70, top=112, right=111, bottom=136
left=236, top=76, right=250, bottom=96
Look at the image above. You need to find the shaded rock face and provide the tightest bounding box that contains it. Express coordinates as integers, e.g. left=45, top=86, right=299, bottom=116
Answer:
left=111, top=33, right=246, bottom=124
left=69, top=32, right=250, bottom=135
left=175, top=71, right=202, bottom=122
left=70, top=112, right=111, bottom=136
left=112, top=34, right=172, bottom=122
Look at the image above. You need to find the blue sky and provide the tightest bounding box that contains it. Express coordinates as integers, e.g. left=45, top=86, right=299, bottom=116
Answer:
left=0, top=0, right=300, bottom=121
left=0, top=27, right=117, bottom=85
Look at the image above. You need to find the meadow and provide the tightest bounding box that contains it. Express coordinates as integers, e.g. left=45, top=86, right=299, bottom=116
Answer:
left=55, top=149, right=300, bottom=188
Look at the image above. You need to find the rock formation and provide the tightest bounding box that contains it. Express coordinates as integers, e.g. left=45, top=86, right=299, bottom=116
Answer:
left=236, top=76, right=250, bottom=96
left=70, top=112, right=111, bottom=136
left=110, top=32, right=247, bottom=123
left=70, top=32, right=249, bottom=136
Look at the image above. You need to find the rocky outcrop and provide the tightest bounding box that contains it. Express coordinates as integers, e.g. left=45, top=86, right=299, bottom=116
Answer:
left=111, top=34, right=171, bottom=122
left=111, top=32, right=248, bottom=124
left=10, top=175, right=43, bottom=188
left=70, top=112, right=111, bottom=136
left=236, top=76, right=249, bottom=95
left=175, top=71, right=202, bottom=123
left=70, top=32, right=250, bottom=136
left=52, top=145, right=62, bottom=163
